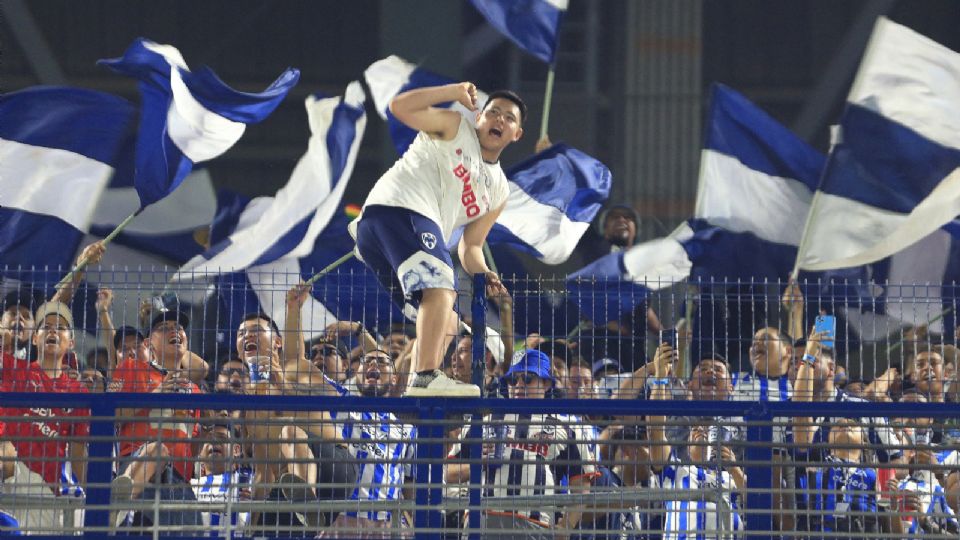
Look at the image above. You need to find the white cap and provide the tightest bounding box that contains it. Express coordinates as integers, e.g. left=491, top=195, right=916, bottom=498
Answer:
left=35, top=301, right=74, bottom=329
left=460, top=322, right=505, bottom=365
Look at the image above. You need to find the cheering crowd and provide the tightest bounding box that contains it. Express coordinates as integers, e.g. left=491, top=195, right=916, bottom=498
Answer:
left=2, top=248, right=960, bottom=538
left=1, top=79, right=959, bottom=539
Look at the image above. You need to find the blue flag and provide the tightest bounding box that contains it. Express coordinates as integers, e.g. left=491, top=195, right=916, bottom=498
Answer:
left=468, top=0, right=568, bottom=64
left=175, top=83, right=366, bottom=278
left=98, top=38, right=300, bottom=208
left=0, top=86, right=135, bottom=277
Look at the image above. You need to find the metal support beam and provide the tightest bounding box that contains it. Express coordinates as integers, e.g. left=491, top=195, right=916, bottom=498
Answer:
left=792, top=0, right=895, bottom=141
left=1, top=0, right=66, bottom=85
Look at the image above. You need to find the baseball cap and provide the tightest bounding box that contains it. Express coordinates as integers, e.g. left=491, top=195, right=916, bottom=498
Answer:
left=598, top=204, right=638, bottom=231
left=461, top=323, right=505, bottom=365
left=113, top=326, right=145, bottom=350
left=592, top=357, right=622, bottom=377
left=150, top=309, right=190, bottom=331
left=34, top=301, right=74, bottom=329
left=505, top=349, right=553, bottom=381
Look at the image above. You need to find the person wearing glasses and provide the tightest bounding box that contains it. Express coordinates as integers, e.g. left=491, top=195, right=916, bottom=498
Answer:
left=308, top=337, right=350, bottom=384
left=447, top=350, right=598, bottom=538
left=283, top=285, right=413, bottom=537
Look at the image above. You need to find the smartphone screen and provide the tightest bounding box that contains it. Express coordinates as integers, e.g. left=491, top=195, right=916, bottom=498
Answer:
left=814, top=315, right=836, bottom=349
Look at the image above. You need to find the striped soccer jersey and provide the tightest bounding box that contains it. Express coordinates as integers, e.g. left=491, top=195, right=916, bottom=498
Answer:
left=328, top=378, right=415, bottom=522
left=190, top=471, right=250, bottom=538
left=800, top=455, right=877, bottom=534
left=659, top=461, right=743, bottom=540
left=730, top=372, right=792, bottom=401
left=897, top=471, right=959, bottom=535
left=479, top=412, right=598, bottom=528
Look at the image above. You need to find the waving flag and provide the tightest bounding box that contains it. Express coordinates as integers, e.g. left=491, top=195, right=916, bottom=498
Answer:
left=468, top=0, right=568, bottom=64
left=566, top=84, right=825, bottom=321
left=364, top=55, right=610, bottom=264
left=0, top=86, right=135, bottom=276
left=488, top=144, right=611, bottom=264
left=213, top=192, right=404, bottom=341
left=365, top=55, right=487, bottom=155
left=90, top=169, right=216, bottom=264
left=174, top=82, right=366, bottom=279
left=98, top=38, right=300, bottom=208
left=797, top=18, right=960, bottom=271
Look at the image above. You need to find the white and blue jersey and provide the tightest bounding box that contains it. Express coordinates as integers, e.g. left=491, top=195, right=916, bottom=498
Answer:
left=658, top=459, right=743, bottom=540
left=795, top=390, right=902, bottom=464
left=328, top=378, right=415, bottom=522
left=897, top=472, right=959, bottom=536
left=190, top=471, right=251, bottom=538
left=798, top=455, right=877, bottom=534
left=730, top=372, right=792, bottom=402
left=474, top=412, right=598, bottom=528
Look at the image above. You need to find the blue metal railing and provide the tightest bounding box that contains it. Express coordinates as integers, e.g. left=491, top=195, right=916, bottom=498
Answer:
left=3, top=390, right=960, bottom=540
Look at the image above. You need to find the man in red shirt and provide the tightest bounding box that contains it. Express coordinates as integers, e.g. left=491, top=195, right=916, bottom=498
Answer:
left=111, top=310, right=202, bottom=506
left=1, top=300, right=89, bottom=530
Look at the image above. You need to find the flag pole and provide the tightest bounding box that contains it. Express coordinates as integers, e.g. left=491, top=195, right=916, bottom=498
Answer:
left=885, top=306, right=954, bottom=357
left=539, top=66, right=556, bottom=139
left=791, top=125, right=842, bottom=280
left=55, top=209, right=140, bottom=290
left=482, top=242, right=499, bottom=274
left=304, top=251, right=356, bottom=286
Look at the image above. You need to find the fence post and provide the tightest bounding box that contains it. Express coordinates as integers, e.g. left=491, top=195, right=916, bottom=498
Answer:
left=744, top=404, right=773, bottom=540
left=83, top=397, right=116, bottom=536
left=467, top=272, right=487, bottom=537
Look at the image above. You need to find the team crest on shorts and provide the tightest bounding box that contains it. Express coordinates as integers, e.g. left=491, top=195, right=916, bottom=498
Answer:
left=421, top=232, right=437, bottom=250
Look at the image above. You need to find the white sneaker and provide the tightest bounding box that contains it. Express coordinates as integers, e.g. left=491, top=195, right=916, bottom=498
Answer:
left=110, top=476, right=134, bottom=530
left=405, top=370, right=480, bottom=398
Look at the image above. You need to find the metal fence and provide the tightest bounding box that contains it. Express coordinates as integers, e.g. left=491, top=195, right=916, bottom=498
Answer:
left=1, top=267, right=959, bottom=538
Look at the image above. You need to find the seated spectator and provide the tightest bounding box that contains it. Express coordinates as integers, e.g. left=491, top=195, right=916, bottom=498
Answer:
left=284, top=284, right=410, bottom=538
left=448, top=350, right=598, bottom=536
left=647, top=343, right=746, bottom=539
left=1, top=301, right=90, bottom=531
left=190, top=423, right=252, bottom=537
left=215, top=359, right=249, bottom=394
left=566, top=358, right=599, bottom=400
left=79, top=367, right=106, bottom=393
left=592, top=357, right=625, bottom=399
left=111, top=309, right=203, bottom=529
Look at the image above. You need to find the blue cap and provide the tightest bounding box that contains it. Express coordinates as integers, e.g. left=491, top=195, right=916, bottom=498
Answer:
left=505, top=350, right=554, bottom=381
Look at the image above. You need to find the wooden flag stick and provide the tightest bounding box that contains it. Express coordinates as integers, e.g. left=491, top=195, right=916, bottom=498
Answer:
left=304, top=251, right=356, bottom=286
left=55, top=209, right=140, bottom=289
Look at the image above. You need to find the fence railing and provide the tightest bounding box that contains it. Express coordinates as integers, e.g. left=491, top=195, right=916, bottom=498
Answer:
left=2, top=267, right=960, bottom=538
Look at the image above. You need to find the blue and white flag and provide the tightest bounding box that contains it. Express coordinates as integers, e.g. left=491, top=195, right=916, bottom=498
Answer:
left=489, top=144, right=611, bottom=264
left=797, top=17, right=960, bottom=271
left=468, top=0, right=568, bottom=64
left=214, top=194, right=404, bottom=341
left=174, top=82, right=366, bottom=279
left=565, top=84, right=826, bottom=322
left=98, top=38, right=299, bottom=208
left=364, top=55, right=610, bottom=264
left=0, top=86, right=135, bottom=275
left=90, top=169, right=216, bottom=264
left=365, top=55, right=487, bottom=155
